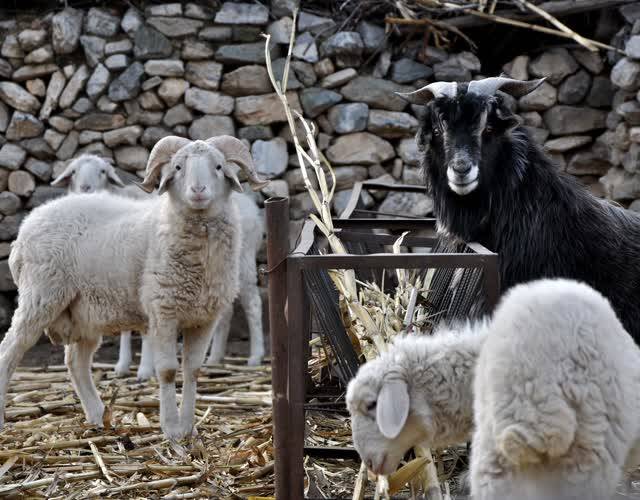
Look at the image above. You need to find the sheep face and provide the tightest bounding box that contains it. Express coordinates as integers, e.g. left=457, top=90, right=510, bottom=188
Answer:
left=346, top=360, right=429, bottom=476
left=51, top=155, right=125, bottom=193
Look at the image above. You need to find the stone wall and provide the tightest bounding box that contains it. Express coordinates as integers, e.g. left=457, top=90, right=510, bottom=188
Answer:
left=0, top=1, right=632, bottom=325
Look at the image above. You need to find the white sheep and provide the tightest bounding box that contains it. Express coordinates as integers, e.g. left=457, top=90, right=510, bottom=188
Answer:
left=471, top=279, right=640, bottom=500
left=0, top=135, right=268, bottom=440
left=346, top=278, right=640, bottom=500
left=51, top=154, right=266, bottom=376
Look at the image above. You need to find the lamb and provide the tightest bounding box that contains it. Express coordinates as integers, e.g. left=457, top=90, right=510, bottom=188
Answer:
left=51, top=154, right=266, bottom=375
left=398, top=77, right=640, bottom=344
left=0, top=135, right=268, bottom=440
left=346, top=278, right=640, bottom=500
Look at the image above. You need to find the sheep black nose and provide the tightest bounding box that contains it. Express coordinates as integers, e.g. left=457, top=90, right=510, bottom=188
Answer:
left=190, top=185, right=206, bottom=193
left=80, top=185, right=92, bottom=192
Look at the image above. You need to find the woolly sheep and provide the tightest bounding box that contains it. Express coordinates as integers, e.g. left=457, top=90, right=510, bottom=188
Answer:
left=51, top=154, right=266, bottom=375
left=471, top=279, right=640, bottom=500
left=0, top=135, right=268, bottom=440
left=347, top=278, right=640, bottom=499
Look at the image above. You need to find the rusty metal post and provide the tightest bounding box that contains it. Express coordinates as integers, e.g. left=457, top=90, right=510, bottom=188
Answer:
left=265, top=197, right=290, bottom=500
left=287, top=255, right=307, bottom=497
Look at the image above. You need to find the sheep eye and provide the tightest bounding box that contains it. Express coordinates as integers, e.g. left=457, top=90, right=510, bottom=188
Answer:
left=100, top=169, right=106, bottom=174
left=216, top=164, right=222, bottom=171
left=366, top=401, right=377, bottom=412
left=175, top=165, right=181, bottom=171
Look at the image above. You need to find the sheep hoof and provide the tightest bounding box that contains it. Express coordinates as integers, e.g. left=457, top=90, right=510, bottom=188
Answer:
left=206, top=355, right=223, bottom=366
left=247, top=356, right=262, bottom=367
left=114, top=363, right=130, bottom=377
left=136, top=366, right=154, bottom=382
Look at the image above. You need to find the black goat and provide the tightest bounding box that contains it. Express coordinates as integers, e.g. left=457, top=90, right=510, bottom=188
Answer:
left=399, top=77, right=640, bottom=342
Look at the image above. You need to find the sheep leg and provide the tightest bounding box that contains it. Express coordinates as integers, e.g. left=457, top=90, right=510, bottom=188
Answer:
left=150, top=320, right=180, bottom=440
left=65, top=336, right=104, bottom=426
left=114, top=331, right=132, bottom=377
left=180, top=324, right=213, bottom=438
left=205, top=304, right=233, bottom=365
left=136, top=333, right=155, bottom=381
left=240, top=285, right=264, bottom=366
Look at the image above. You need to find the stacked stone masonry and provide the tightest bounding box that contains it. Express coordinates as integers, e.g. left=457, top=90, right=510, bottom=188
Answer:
left=0, top=1, right=637, bottom=325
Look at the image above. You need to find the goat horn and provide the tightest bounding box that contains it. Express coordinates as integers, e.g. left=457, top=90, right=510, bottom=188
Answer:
left=468, top=77, right=546, bottom=98
left=205, top=136, right=269, bottom=191
left=138, top=136, right=190, bottom=193
left=395, top=82, right=457, bottom=105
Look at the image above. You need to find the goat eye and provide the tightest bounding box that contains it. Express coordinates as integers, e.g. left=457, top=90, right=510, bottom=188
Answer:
left=175, top=165, right=181, bottom=171
left=484, top=125, right=493, bottom=135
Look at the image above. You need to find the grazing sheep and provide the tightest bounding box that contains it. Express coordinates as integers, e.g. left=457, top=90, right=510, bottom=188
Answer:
left=398, top=77, right=640, bottom=343
left=471, top=279, right=640, bottom=500
left=0, top=136, right=268, bottom=440
left=347, top=278, right=640, bottom=499
left=51, top=154, right=155, bottom=380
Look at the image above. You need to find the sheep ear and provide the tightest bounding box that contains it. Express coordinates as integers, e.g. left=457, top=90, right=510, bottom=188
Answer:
left=107, top=168, right=125, bottom=188
left=222, top=163, right=243, bottom=193
left=50, top=163, right=75, bottom=186
left=156, top=168, right=175, bottom=195
left=376, top=379, right=410, bottom=439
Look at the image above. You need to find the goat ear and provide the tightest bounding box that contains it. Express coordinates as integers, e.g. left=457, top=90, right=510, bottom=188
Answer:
left=107, top=168, right=125, bottom=188
left=376, top=379, right=410, bottom=439
left=222, top=163, right=244, bottom=193
left=495, top=106, right=521, bottom=131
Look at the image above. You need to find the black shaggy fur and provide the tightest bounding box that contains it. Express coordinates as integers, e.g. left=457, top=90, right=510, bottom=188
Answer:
left=418, top=88, right=640, bottom=342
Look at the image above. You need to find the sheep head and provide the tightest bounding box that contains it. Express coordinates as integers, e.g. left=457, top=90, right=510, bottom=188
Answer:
left=397, top=76, right=544, bottom=197
left=139, top=136, right=268, bottom=210
left=51, top=154, right=125, bottom=193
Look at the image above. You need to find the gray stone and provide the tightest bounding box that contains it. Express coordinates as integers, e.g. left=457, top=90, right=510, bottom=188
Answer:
left=80, top=36, right=105, bottom=67
left=24, top=45, right=54, bottom=65
left=289, top=191, right=317, bottom=219
left=0, top=102, right=7, bottom=132
left=291, top=61, right=317, bottom=87
left=379, top=191, right=433, bottom=217
left=0, top=59, right=11, bottom=79
left=6, top=112, right=43, bottom=140
left=0, top=213, right=25, bottom=242
left=433, top=59, right=471, bottom=82
left=199, top=26, right=233, bottom=42
left=188, top=115, right=235, bottom=140
left=626, top=35, right=640, bottom=60
left=618, top=100, right=640, bottom=125
left=96, top=95, right=118, bottom=113
left=13, top=65, right=57, bottom=85
left=0, top=82, right=40, bottom=113
left=18, top=29, right=47, bottom=52
left=239, top=125, right=273, bottom=141
left=39, top=71, right=66, bottom=120
left=59, top=64, right=90, bottom=109
left=529, top=48, right=579, bottom=85
left=138, top=111, right=164, bottom=126
left=300, top=88, right=342, bottom=118
left=261, top=179, right=289, bottom=198
left=108, top=62, right=144, bottom=102
left=558, top=70, right=591, bottom=105
left=268, top=17, right=293, bottom=44
left=144, top=59, right=184, bottom=77
left=76, top=141, right=113, bottom=159
left=390, top=58, right=433, bottom=84
left=185, top=3, right=216, bottom=19
left=185, top=61, right=223, bottom=90
left=0, top=191, right=21, bottom=215
left=235, top=91, right=301, bottom=125
left=158, top=78, right=189, bottom=106
left=56, top=130, right=79, bottom=160
left=146, top=3, right=182, bottom=17
left=455, top=52, right=481, bottom=72
left=314, top=59, right=335, bottom=79
left=525, top=126, right=549, bottom=144
left=141, top=126, right=172, bottom=148
left=566, top=151, right=612, bottom=176
left=297, top=11, right=335, bottom=34
left=357, top=20, right=385, bottom=53
left=623, top=143, right=640, bottom=173
left=133, top=25, right=173, bottom=60
left=215, top=42, right=279, bottom=65
left=74, top=113, right=126, bottom=131
left=49, top=116, right=73, bottom=133
left=185, top=88, right=234, bottom=115
left=620, top=3, right=640, bottom=23
left=572, top=49, right=604, bottom=74
left=272, top=0, right=298, bottom=17
left=215, top=2, right=269, bottom=24
left=141, top=76, right=163, bottom=91
left=86, top=64, right=110, bottom=101
left=587, top=76, right=614, bottom=108
left=20, top=137, right=54, bottom=160
left=24, top=157, right=52, bottom=181
left=72, top=97, right=93, bottom=114
left=326, top=132, right=394, bottom=165
left=139, top=91, right=164, bottom=110
left=544, top=135, right=592, bottom=153
left=26, top=79, right=46, bottom=98
left=147, top=17, right=203, bottom=38
left=85, top=8, right=120, bottom=37
left=103, top=125, right=143, bottom=148
left=611, top=58, right=640, bottom=91
left=397, top=138, right=419, bottom=165
left=1, top=34, right=22, bottom=59
left=105, top=54, right=131, bottom=71
left=543, top=106, right=607, bottom=135
left=320, top=31, right=363, bottom=68
left=0, top=144, right=26, bottom=169
left=340, top=76, right=411, bottom=112
left=78, top=130, right=102, bottom=145
left=319, top=68, right=356, bottom=90
left=105, top=39, right=132, bottom=55
left=518, top=81, right=557, bottom=111
left=8, top=170, right=35, bottom=196
left=367, top=110, right=419, bottom=139
left=163, top=104, right=193, bottom=127
left=251, top=138, right=288, bottom=178
left=293, top=32, right=318, bottom=64
left=503, top=55, right=529, bottom=80
left=121, top=7, right=143, bottom=37
left=52, top=7, right=84, bottom=54
left=182, top=39, right=215, bottom=60
left=328, top=103, right=369, bottom=134
left=271, top=58, right=302, bottom=90
left=114, top=146, right=149, bottom=172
